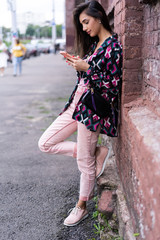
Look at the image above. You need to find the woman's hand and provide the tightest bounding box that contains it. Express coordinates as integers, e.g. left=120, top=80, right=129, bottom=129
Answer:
left=66, top=55, right=90, bottom=72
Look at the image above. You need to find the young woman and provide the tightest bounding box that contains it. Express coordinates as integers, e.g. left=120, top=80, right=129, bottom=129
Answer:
left=0, top=39, right=8, bottom=77
left=12, top=39, right=26, bottom=76
left=38, top=0, right=122, bottom=227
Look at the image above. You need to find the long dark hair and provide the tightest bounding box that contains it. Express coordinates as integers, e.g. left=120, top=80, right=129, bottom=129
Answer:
left=73, top=1, right=112, bottom=57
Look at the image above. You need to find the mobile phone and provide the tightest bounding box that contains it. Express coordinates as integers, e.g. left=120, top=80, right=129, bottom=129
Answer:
left=60, top=51, right=73, bottom=59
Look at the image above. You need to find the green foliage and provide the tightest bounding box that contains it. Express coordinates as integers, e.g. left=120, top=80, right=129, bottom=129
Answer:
left=92, top=210, right=99, bottom=219
left=94, top=222, right=104, bottom=234
left=98, top=135, right=102, bottom=145
left=56, top=24, right=62, bottom=38
left=26, top=24, right=35, bottom=37
left=2, top=27, right=11, bottom=40
left=25, top=24, right=62, bottom=38
left=133, top=233, right=140, bottom=237
left=92, top=196, right=123, bottom=240
left=3, top=41, right=11, bottom=47
left=21, top=39, right=31, bottom=44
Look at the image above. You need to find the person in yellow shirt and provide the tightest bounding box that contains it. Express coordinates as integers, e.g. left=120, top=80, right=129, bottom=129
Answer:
left=12, top=39, right=26, bottom=76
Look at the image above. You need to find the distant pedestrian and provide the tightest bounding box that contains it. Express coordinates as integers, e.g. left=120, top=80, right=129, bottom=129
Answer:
left=0, top=39, right=8, bottom=77
left=38, top=0, right=122, bottom=227
left=12, top=39, right=26, bottom=76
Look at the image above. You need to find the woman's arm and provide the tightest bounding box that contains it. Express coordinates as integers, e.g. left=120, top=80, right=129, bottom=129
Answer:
left=83, top=45, right=123, bottom=98
left=64, top=55, right=90, bottom=72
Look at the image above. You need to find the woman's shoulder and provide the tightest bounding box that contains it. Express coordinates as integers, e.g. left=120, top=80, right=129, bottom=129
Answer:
left=104, top=33, right=122, bottom=48
left=104, top=34, right=122, bottom=56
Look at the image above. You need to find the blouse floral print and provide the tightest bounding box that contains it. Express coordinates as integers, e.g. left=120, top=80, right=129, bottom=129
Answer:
left=60, top=33, right=123, bottom=137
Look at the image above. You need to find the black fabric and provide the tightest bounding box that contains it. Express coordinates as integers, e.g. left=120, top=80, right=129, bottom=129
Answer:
left=82, top=88, right=112, bottom=118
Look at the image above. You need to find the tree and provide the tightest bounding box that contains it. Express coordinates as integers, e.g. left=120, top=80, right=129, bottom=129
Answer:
left=25, top=24, right=62, bottom=39
left=56, top=24, right=62, bottom=38
left=2, top=27, right=11, bottom=39
left=25, top=24, right=36, bottom=37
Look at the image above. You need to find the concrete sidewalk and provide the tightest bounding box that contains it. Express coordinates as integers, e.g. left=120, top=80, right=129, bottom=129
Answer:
left=0, top=54, right=100, bottom=240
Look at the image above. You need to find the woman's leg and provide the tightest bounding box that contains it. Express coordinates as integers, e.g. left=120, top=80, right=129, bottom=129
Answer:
left=77, top=123, right=101, bottom=203
left=38, top=85, right=86, bottom=157
left=13, top=57, right=17, bottom=76
left=0, top=67, right=4, bottom=76
left=63, top=123, right=100, bottom=226
left=38, top=108, right=77, bottom=158
left=18, top=57, right=23, bottom=75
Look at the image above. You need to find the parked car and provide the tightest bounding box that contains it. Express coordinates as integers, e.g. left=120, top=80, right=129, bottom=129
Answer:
left=36, top=43, right=53, bottom=54
left=24, top=43, right=40, bottom=57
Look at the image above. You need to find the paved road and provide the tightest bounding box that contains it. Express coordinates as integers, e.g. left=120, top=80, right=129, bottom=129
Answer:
left=0, top=54, right=100, bottom=240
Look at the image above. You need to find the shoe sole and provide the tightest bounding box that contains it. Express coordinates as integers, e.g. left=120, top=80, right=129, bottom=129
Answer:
left=96, top=147, right=111, bottom=179
left=64, top=213, right=89, bottom=227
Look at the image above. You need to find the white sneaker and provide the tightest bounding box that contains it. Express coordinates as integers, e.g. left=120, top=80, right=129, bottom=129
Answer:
left=64, top=206, right=89, bottom=226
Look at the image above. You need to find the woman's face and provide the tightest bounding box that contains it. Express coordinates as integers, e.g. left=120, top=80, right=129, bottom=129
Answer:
left=79, top=11, right=101, bottom=37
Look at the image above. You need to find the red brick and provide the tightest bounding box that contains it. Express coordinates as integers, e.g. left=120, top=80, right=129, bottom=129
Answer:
left=115, top=1, right=123, bottom=16
left=123, top=69, right=141, bottom=82
left=121, top=9, right=125, bottom=22
left=124, top=47, right=142, bottom=59
left=124, top=35, right=142, bottom=46
left=153, top=17, right=158, bottom=31
left=149, top=18, right=154, bottom=32
left=98, top=190, right=116, bottom=218
left=125, top=0, right=142, bottom=7
left=124, top=20, right=143, bottom=35
left=158, top=32, right=160, bottom=45
left=158, top=16, right=160, bottom=30
left=125, top=8, right=143, bottom=19
left=154, top=32, right=159, bottom=46
left=114, top=12, right=122, bottom=24
left=144, top=5, right=151, bottom=19
left=123, top=80, right=142, bottom=93
left=124, top=59, right=142, bottom=70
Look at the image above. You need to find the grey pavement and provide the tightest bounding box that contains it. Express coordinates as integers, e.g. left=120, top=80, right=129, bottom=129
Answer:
left=0, top=54, right=100, bottom=240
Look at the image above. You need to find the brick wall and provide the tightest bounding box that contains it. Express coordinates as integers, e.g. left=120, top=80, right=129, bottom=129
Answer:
left=142, top=2, right=160, bottom=115
left=107, top=0, right=160, bottom=239
left=65, top=0, right=75, bottom=52
left=65, top=0, right=85, bottom=52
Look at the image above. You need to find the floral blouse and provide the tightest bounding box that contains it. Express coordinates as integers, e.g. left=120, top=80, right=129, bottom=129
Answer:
left=60, top=33, right=123, bottom=137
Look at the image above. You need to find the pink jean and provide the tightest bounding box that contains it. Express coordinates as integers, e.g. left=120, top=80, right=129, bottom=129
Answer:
left=38, top=85, right=100, bottom=201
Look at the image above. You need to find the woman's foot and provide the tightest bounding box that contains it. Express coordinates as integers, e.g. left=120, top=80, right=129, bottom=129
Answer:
left=64, top=205, right=89, bottom=226
left=95, top=146, right=111, bottom=178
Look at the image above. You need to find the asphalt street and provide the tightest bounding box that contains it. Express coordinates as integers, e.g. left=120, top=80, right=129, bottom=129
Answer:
left=0, top=54, right=100, bottom=240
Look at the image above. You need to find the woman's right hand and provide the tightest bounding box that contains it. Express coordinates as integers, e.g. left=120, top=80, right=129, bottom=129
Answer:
left=65, top=55, right=90, bottom=72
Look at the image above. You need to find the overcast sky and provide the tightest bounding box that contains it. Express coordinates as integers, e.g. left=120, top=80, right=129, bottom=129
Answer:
left=0, top=0, right=65, bottom=28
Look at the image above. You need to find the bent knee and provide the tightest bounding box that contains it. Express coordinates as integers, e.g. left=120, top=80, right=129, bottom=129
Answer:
left=38, top=138, right=49, bottom=153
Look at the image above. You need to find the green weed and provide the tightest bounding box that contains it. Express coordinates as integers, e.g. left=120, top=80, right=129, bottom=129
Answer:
left=94, top=222, right=104, bottom=234
left=133, top=233, right=140, bottom=237
left=92, top=196, right=123, bottom=240
left=98, top=135, right=102, bottom=145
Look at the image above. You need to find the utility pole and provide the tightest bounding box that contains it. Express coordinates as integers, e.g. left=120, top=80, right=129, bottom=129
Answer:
left=62, top=0, right=66, bottom=41
left=7, top=0, right=18, bottom=46
left=52, top=0, right=56, bottom=53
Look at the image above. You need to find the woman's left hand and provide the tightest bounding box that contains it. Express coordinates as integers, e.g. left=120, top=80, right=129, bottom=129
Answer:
left=66, top=56, right=90, bottom=72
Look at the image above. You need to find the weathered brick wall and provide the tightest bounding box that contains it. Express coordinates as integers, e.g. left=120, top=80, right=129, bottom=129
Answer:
left=142, top=2, right=160, bottom=114
left=66, top=0, right=85, bottom=52
left=105, top=0, right=160, bottom=239
left=66, top=0, right=75, bottom=52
